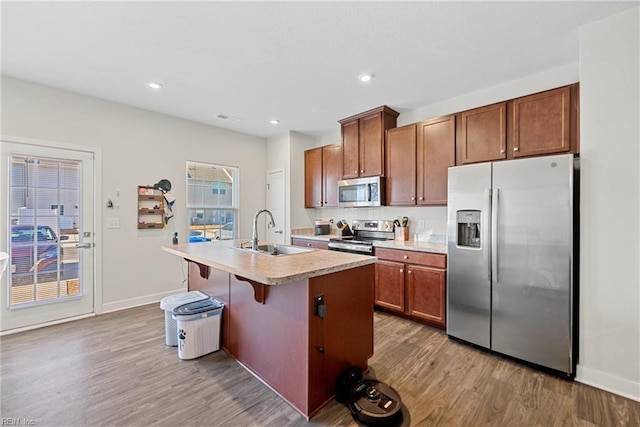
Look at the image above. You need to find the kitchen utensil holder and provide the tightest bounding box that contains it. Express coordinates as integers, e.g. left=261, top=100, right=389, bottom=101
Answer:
left=395, top=227, right=409, bottom=241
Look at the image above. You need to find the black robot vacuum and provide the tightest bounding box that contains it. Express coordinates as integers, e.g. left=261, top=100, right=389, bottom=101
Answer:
left=335, top=367, right=404, bottom=426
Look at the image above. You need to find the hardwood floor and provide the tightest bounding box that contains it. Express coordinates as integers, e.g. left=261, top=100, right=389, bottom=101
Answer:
left=1, top=304, right=638, bottom=426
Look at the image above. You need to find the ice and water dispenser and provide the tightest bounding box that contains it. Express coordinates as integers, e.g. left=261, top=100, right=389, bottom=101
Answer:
left=456, top=210, right=481, bottom=248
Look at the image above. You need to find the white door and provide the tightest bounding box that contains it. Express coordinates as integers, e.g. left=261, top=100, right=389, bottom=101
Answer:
left=266, top=169, right=285, bottom=245
left=1, top=140, right=95, bottom=332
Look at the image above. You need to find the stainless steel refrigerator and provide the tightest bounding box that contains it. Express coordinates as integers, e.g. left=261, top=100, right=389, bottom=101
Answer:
left=447, top=153, right=577, bottom=377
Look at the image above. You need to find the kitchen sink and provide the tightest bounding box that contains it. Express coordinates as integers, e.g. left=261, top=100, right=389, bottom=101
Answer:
left=236, top=243, right=315, bottom=256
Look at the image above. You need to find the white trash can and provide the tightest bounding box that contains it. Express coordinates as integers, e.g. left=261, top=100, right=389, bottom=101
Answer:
left=172, top=298, right=224, bottom=360
left=160, top=291, right=208, bottom=346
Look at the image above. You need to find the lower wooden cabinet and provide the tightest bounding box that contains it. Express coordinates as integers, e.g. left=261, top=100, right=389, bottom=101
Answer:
left=291, top=237, right=329, bottom=250
left=374, top=248, right=446, bottom=329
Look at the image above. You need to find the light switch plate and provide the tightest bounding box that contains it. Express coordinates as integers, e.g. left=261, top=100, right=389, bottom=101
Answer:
left=106, top=218, right=120, bottom=229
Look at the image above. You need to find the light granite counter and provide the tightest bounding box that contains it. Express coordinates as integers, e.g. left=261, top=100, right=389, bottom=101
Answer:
left=291, top=229, right=447, bottom=254
left=161, top=239, right=376, bottom=286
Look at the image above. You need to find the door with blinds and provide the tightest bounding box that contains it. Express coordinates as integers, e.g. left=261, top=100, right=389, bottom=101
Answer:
left=1, top=140, right=95, bottom=332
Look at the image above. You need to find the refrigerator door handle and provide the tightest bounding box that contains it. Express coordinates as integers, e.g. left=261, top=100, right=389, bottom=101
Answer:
left=491, top=188, right=499, bottom=283
left=484, top=188, right=492, bottom=282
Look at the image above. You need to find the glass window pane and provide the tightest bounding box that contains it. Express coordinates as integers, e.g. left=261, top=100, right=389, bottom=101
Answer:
left=187, top=162, right=238, bottom=242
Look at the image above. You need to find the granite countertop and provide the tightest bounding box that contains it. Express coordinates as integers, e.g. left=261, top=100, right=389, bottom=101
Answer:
left=291, top=229, right=447, bottom=254
left=161, top=239, right=376, bottom=286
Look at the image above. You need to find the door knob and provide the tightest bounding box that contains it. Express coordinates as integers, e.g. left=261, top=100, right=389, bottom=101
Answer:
left=75, top=243, right=93, bottom=249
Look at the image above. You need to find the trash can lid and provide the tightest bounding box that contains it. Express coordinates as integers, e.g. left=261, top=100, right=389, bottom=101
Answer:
left=160, top=291, right=208, bottom=311
left=173, top=297, right=224, bottom=316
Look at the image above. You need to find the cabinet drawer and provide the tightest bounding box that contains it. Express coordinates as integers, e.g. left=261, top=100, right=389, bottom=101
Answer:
left=291, top=238, right=329, bottom=250
left=375, top=247, right=446, bottom=268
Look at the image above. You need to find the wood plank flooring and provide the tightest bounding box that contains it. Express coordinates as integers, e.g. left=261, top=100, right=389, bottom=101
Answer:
left=1, top=304, right=638, bottom=426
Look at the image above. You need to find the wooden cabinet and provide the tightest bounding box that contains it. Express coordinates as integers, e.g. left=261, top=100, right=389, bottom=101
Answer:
left=512, top=85, right=575, bottom=157
left=385, top=124, right=417, bottom=205
left=459, top=102, right=507, bottom=165
left=375, top=247, right=446, bottom=329
left=137, top=185, right=164, bottom=229
left=417, top=115, right=455, bottom=205
left=385, top=116, right=454, bottom=206
left=322, top=144, right=341, bottom=207
left=304, top=143, right=341, bottom=208
left=339, top=106, right=399, bottom=179
left=457, top=83, right=579, bottom=165
left=291, top=237, right=329, bottom=250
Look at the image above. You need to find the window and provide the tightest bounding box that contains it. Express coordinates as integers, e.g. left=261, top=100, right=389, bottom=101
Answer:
left=186, top=161, right=239, bottom=242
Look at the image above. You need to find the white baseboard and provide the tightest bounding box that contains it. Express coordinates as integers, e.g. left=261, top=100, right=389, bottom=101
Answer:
left=99, top=288, right=188, bottom=314
left=576, top=364, right=640, bottom=402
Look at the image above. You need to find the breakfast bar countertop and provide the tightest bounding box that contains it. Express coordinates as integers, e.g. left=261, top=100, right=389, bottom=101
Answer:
left=161, top=239, right=376, bottom=286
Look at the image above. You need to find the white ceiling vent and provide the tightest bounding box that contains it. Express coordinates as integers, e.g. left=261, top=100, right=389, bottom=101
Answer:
left=216, top=113, right=241, bottom=123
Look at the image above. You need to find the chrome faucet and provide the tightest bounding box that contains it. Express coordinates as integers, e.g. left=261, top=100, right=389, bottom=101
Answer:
left=252, top=209, right=276, bottom=251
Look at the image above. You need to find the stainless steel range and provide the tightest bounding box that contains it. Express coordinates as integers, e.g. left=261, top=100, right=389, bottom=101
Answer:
left=328, top=220, right=395, bottom=255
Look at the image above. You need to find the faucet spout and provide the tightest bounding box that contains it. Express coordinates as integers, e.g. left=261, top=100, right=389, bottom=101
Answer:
left=252, top=209, right=276, bottom=251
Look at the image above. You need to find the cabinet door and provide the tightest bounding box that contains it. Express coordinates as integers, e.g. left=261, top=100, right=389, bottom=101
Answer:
left=304, top=147, right=323, bottom=208
left=341, top=119, right=360, bottom=179
left=417, top=115, right=455, bottom=205
left=322, top=144, right=342, bottom=207
left=406, top=264, right=446, bottom=327
left=374, top=260, right=405, bottom=313
left=386, top=124, right=417, bottom=205
left=460, top=102, right=507, bottom=164
left=359, top=112, right=384, bottom=177
left=512, top=86, right=571, bottom=158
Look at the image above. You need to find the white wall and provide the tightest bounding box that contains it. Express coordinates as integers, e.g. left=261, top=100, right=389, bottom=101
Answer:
left=578, top=7, right=640, bottom=400
left=289, top=132, right=316, bottom=229
left=1, top=77, right=267, bottom=314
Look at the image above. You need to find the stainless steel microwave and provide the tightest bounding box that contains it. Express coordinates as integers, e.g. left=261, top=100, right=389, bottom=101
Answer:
left=337, top=176, right=385, bottom=207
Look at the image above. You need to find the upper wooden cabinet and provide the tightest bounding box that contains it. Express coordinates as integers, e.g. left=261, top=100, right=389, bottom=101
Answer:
left=459, top=102, right=507, bottom=165
left=386, top=116, right=455, bottom=206
left=321, top=143, right=341, bottom=207
left=512, top=85, right=574, bottom=157
left=457, top=83, right=579, bottom=165
left=386, top=124, right=417, bottom=205
left=304, top=147, right=323, bottom=208
left=417, top=115, right=455, bottom=205
left=304, top=143, right=341, bottom=208
left=339, top=106, right=399, bottom=179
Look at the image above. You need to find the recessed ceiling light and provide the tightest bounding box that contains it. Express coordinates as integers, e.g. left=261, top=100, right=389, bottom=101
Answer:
left=269, top=119, right=280, bottom=125
left=147, top=81, right=163, bottom=89
left=358, top=73, right=374, bottom=82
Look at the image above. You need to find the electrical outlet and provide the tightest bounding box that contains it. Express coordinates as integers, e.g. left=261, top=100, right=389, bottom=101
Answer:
left=106, top=218, right=120, bottom=229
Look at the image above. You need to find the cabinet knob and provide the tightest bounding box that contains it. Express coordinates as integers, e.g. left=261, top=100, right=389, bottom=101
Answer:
left=318, top=201, right=322, bottom=204
left=399, top=269, right=404, bottom=273
left=354, top=170, right=358, bottom=174
left=500, top=149, right=505, bottom=154
left=411, top=197, right=415, bottom=201
left=403, top=255, right=408, bottom=259
left=408, top=270, right=412, bottom=275
left=514, top=147, right=519, bottom=152
left=360, top=170, right=364, bottom=173
left=419, top=197, right=424, bottom=201
left=307, top=243, right=311, bottom=247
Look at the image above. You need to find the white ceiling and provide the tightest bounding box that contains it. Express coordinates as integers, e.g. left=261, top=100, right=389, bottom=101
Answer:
left=1, top=1, right=637, bottom=139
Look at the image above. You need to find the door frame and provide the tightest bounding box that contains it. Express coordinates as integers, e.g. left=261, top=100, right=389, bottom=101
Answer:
left=0, top=135, right=102, bottom=333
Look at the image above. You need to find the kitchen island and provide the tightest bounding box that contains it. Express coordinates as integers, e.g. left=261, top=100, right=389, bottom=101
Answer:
left=161, top=240, right=377, bottom=419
